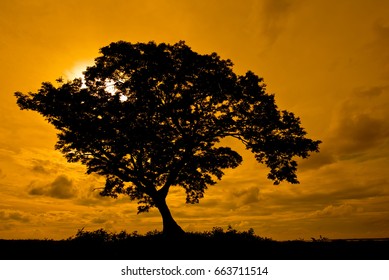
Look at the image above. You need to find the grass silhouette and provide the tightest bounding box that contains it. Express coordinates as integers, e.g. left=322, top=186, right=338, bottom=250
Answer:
left=1, top=226, right=388, bottom=260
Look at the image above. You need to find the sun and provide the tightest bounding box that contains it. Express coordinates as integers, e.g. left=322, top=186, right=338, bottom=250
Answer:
left=63, top=60, right=94, bottom=89
left=64, top=60, right=93, bottom=80
left=104, top=79, right=128, bottom=101
left=64, top=60, right=122, bottom=96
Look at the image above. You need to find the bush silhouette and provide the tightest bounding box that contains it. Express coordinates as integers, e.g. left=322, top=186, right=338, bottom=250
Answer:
left=68, top=225, right=271, bottom=244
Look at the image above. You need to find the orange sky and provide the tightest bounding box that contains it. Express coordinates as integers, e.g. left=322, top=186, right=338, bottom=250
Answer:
left=1, top=0, right=389, bottom=241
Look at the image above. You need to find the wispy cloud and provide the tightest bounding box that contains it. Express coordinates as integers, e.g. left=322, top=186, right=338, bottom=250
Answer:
left=260, top=0, right=293, bottom=44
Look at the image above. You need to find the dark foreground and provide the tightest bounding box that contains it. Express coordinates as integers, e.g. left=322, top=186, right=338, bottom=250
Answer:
left=1, top=238, right=389, bottom=260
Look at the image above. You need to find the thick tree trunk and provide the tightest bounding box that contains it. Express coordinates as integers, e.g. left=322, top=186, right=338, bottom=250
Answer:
left=154, top=196, right=185, bottom=238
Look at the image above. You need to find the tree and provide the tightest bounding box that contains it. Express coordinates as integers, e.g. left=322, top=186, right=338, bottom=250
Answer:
left=15, top=41, right=321, bottom=237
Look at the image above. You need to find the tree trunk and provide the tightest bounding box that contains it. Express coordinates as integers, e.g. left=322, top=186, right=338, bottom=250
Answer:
left=154, top=196, right=185, bottom=238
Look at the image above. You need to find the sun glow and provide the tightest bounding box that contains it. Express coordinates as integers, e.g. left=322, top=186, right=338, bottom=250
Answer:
left=64, top=60, right=93, bottom=89
left=105, top=78, right=129, bottom=101
left=104, top=79, right=117, bottom=95
left=64, top=61, right=93, bottom=79
left=64, top=62, right=126, bottom=99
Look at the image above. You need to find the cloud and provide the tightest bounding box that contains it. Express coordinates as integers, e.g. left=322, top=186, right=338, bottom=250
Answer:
left=75, top=183, right=131, bottom=207
left=28, top=158, right=66, bottom=175
left=28, top=175, right=77, bottom=199
left=236, top=0, right=295, bottom=49
left=338, top=114, right=388, bottom=152
left=372, top=21, right=389, bottom=76
left=91, top=217, right=107, bottom=224
left=308, top=204, right=358, bottom=219
left=257, top=161, right=389, bottom=218
left=0, top=210, right=30, bottom=223
left=355, top=86, right=387, bottom=98
left=31, top=164, right=48, bottom=174
left=260, top=0, right=294, bottom=44
left=0, top=168, right=5, bottom=179
left=231, top=186, right=261, bottom=207
left=328, top=85, right=389, bottom=156
left=298, top=147, right=336, bottom=170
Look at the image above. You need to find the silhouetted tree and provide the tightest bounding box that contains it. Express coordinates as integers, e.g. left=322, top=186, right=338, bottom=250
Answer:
left=15, top=41, right=321, bottom=237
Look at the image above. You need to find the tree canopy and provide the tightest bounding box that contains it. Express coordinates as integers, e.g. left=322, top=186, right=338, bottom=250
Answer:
left=15, top=41, right=321, bottom=236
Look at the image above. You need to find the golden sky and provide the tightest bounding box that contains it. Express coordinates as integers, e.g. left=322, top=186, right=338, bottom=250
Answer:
left=1, top=0, right=389, bottom=241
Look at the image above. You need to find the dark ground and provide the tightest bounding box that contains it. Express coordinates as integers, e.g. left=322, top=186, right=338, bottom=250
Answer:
left=1, top=238, right=388, bottom=260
